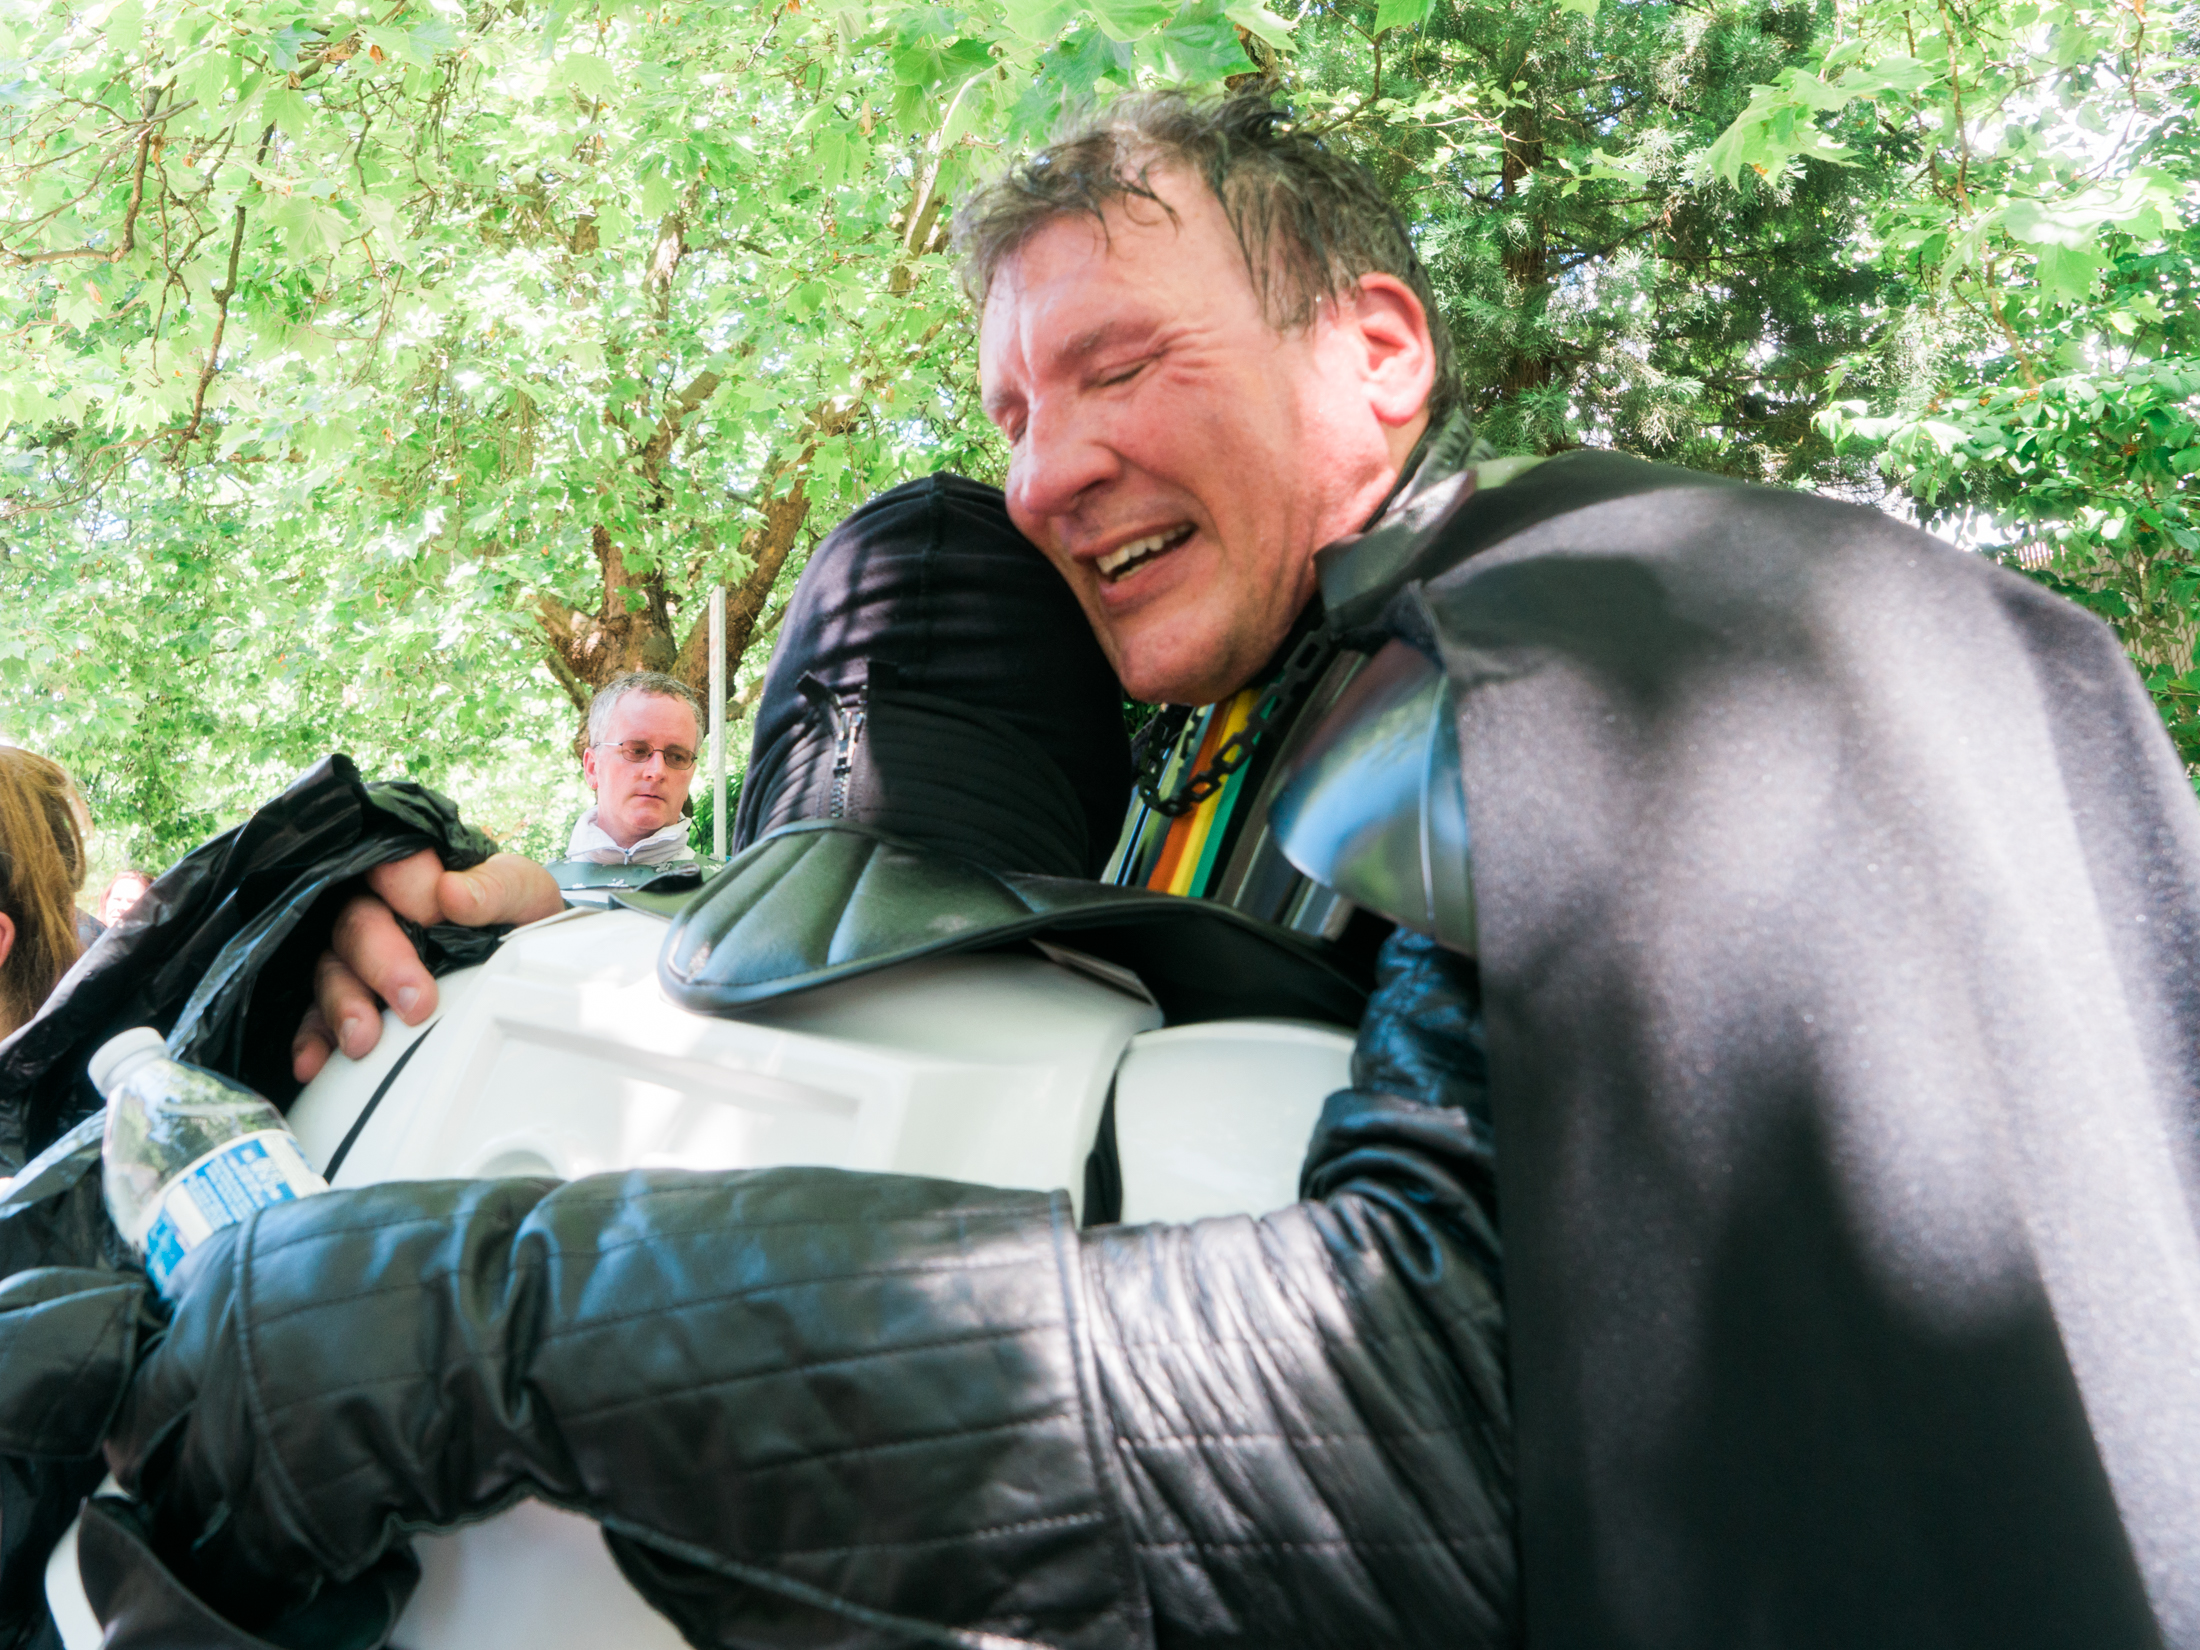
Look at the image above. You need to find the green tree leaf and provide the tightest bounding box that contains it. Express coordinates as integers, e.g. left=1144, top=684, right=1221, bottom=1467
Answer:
left=1088, top=0, right=1177, bottom=43
left=1374, top=0, right=1435, bottom=32
left=554, top=51, right=618, bottom=100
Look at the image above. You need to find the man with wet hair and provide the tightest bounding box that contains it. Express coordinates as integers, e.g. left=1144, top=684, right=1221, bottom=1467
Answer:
left=99, top=90, right=2200, bottom=1650
left=964, top=92, right=1460, bottom=709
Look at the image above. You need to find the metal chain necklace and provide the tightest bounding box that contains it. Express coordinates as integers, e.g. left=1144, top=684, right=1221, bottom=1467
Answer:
left=1132, top=624, right=1336, bottom=818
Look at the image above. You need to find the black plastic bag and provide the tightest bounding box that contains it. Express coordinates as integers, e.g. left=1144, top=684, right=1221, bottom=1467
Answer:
left=0, top=753, right=503, bottom=1168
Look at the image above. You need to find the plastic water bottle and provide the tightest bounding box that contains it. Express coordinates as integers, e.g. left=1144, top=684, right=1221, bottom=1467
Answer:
left=90, top=1027, right=326, bottom=1296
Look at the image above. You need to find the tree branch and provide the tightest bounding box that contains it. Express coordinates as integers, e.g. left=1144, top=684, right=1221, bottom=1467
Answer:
left=173, top=123, right=276, bottom=459
left=111, top=105, right=157, bottom=264
left=173, top=201, right=249, bottom=455
left=636, top=368, right=722, bottom=483
left=533, top=592, right=594, bottom=712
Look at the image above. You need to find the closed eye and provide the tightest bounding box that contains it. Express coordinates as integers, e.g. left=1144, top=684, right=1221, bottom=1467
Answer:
left=1094, top=358, right=1149, bottom=389
left=986, top=401, right=1027, bottom=444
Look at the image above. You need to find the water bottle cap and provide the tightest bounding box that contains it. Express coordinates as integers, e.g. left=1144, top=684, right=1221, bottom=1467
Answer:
left=87, top=1027, right=168, bottom=1095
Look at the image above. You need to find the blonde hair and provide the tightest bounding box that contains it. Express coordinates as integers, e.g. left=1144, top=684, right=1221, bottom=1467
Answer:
left=0, top=747, right=88, bottom=1036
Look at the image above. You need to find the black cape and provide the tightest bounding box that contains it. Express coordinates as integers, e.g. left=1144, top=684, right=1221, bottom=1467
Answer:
left=1375, top=450, right=2200, bottom=1648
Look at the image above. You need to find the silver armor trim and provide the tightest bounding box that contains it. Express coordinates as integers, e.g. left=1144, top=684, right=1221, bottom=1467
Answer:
left=1266, top=639, right=1476, bottom=955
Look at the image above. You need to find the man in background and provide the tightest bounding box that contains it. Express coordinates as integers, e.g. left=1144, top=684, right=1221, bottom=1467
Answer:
left=96, top=871, right=152, bottom=929
left=563, top=670, right=703, bottom=867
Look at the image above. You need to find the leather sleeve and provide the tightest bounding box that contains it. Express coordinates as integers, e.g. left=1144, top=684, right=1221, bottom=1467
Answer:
left=1082, top=928, right=1511, bottom=1648
left=105, top=932, right=1511, bottom=1649
left=112, top=1171, right=1144, bottom=1650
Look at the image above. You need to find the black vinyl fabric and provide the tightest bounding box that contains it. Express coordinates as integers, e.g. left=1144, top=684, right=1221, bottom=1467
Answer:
left=0, top=754, right=504, bottom=1169
left=78, top=1497, right=421, bottom=1650
left=1392, top=450, right=2200, bottom=1648
left=734, top=472, right=1131, bottom=879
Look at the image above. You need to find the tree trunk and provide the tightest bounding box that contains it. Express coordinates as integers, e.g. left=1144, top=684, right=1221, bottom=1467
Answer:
left=1498, top=105, right=1552, bottom=398
left=535, top=461, right=814, bottom=727
left=533, top=313, right=932, bottom=737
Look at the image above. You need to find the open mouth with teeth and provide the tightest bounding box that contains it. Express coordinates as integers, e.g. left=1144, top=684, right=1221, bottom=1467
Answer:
left=1097, top=525, right=1194, bottom=584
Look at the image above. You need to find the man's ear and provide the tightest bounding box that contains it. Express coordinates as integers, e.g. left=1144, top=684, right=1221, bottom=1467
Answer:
left=581, top=744, right=600, bottom=791
left=1341, top=273, right=1437, bottom=432
left=0, top=911, right=15, bottom=973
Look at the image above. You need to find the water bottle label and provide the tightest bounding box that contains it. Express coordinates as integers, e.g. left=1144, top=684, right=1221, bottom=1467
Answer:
left=140, top=1131, right=326, bottom=1293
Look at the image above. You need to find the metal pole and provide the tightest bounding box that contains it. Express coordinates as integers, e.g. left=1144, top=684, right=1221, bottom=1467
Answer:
left=709, top=584, right=727, bottom=859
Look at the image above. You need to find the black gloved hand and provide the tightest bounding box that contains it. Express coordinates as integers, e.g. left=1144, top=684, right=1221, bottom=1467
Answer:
left=0, top=1266, right=162, bottom=1461
left=96, top=1168, right=1132, bottom=1650
left=101, top=1220, right=323, bottom=1632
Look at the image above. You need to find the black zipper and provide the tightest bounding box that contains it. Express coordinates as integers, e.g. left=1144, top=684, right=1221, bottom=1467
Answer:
left=827, top=690, right=867, bottom=819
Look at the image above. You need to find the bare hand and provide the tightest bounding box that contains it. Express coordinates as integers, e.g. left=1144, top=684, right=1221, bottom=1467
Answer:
left=291, top=851, right=564, bottom=1083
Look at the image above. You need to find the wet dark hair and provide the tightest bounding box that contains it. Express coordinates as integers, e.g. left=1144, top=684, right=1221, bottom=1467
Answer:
left=953, top=89, right=1458, bottom=421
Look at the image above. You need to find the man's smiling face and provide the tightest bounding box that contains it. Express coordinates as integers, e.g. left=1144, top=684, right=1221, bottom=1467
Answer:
left=980, top=168, right=1429, bottom=706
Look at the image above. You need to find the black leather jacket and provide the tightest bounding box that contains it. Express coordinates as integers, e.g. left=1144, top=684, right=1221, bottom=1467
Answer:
left=100, top=928, right=1512, bottom=1649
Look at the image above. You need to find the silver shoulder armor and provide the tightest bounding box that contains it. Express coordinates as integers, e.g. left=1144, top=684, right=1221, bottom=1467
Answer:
left=1266, top=639, right=1476, bottom=955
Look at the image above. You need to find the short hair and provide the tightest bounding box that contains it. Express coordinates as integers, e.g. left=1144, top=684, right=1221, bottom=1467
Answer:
left=0, top=747, right=87, bottom=1034
left=587, top=671, right=703, bottom=750
left=953, top=90, right=1459, bottom=421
